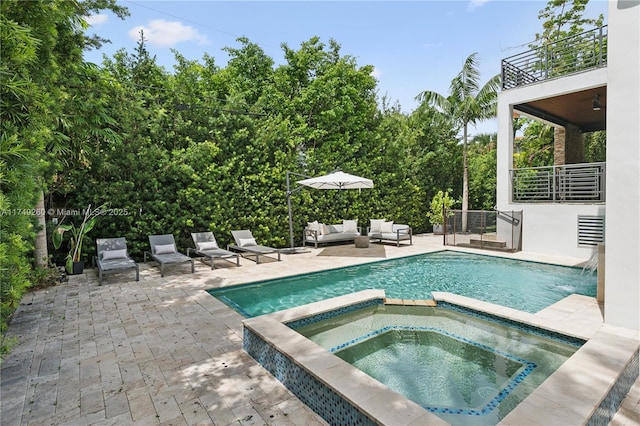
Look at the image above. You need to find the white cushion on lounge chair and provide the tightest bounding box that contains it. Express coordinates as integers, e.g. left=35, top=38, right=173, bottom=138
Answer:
left=307, top=221, right=319, bottom=232
left=102, top=249, right=127, bottom=260
left=369, top=219, right=385, bottom=233
left=380, top=221, right=394, bottom=233
left=239, top=237, right=257, bottom=247
left=343, top=219, right=358, bottom=233
left=197, top=241, right=218, bottom=250
left=155, top=243, right=176, bottom=254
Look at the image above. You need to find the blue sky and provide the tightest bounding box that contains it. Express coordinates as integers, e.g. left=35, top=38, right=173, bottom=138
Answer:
left=84, top=0, right=608, bottom=136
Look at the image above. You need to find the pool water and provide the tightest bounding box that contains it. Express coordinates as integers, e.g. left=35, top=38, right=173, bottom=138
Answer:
left=209, top=251, right=596, bottom=317
left=293, top=303, right=583, bottom=425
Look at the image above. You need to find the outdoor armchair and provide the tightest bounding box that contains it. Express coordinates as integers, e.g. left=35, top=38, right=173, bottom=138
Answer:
left=228, top=230, right=281, bottom=264
left=144, top=234, right=195, bottom=277
left=188, top=232, right=240, bottom=269
left=367, top=220, right=413, bottom=247
left=95, top=237, right=139, bottom=285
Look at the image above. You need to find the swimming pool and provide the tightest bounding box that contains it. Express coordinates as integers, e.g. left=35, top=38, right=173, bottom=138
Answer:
left=209, top=251, right=596, bottom=316
left=290, top=303, right=583, bottom=425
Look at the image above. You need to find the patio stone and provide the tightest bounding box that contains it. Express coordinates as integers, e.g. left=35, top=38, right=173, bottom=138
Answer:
left=0, top=234, right=637, bottom=425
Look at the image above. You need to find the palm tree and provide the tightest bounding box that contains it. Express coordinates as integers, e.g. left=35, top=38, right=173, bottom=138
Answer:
left=415, top=52, right=500, bottom=231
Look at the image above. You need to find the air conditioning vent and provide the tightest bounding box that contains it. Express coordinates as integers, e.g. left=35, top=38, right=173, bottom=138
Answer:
left=577, top=215, right=605, bottom=247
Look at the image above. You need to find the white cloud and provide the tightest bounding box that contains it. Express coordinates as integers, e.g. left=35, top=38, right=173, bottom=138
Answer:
left=468, top=0, right=491, bottom=11
left=128, top=19, right=209, bottom=48
left=371, top=67, right=382, bottom=79
left=85, top=14, right=109, bottom=27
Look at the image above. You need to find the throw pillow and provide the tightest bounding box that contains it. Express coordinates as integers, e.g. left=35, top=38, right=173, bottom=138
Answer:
left=369, top=219, right=385, bottom=233
left=102, top=249, right=127, bottom=260
left=343, top=219, right=358, bottom=233
left=380, top=221, right=394, bottom=233
left=307, top=221, right=319, bottom=231
left=239, top=237, right=257, bottom=247
left=198, top=241, right=218, bottom=250
left=320, top=223, right=330, bottom=235
left=155, top=243, right=176, bottom=255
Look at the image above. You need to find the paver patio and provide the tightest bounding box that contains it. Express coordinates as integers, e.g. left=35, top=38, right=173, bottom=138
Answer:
left=1, top=234, right=638, bottom=425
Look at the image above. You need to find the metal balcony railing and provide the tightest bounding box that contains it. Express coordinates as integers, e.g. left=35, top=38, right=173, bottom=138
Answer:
left=502, top=26, right=608, bottom=90
left=511, top=162, right=606, bottom=203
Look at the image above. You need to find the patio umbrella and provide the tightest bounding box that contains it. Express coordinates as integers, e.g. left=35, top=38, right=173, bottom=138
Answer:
left=296, top=170, right=374, bottom=190
left=284, top=170, right=374, bottom=253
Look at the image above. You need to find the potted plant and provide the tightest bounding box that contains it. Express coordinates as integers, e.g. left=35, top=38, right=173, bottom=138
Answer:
left=427, top=190, right=455, bottom=235
left=52, top=204, right=102, bottom=274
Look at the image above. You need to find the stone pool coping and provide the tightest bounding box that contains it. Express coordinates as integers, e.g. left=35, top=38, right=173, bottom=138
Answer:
left=432, top=292, right=639, bottom=425
left=243, top=289, right=448, bottom=425
left=243, top=289, right=639, bottom=425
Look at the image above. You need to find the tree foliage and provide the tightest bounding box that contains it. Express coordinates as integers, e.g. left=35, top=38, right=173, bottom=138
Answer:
left=415, top=53, right=499, bottom=229
left=534, top=0, right=604, bottom=44
left=1, top=2, right=507, bottom=360
left=0, top=0, right=127, bottom=358
left=515, top=0, right=606, bottom=169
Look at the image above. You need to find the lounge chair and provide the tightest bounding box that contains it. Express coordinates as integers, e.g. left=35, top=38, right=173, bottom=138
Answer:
left=188, top=232, right=240, bottom=269
left=228, top=230, right=281, bottom=264
left=95, top=237, right=139, bottom=285
left=144, top=234, right=195, bottom=277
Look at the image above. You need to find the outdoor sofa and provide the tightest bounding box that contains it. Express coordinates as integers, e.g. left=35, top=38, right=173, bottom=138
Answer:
left=367, top=219, right=413, bottom=247
left=303, top=220, right=361, bottom=248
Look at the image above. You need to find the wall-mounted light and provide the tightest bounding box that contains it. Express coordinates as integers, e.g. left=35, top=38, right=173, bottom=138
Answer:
left=592, top=94, right=602, bottom=111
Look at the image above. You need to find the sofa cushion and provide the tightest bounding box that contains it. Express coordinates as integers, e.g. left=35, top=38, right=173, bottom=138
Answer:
left=317, top=233, right=355, bottom=242
left=380, top=220, right=394, bottom=233
left=342, top=219, right=358, bottom=233
left=328, top=224, right=342, bottom=233
left=378, top=232, right=411, bottom=241
left=369, top=219, right=385, bottom=233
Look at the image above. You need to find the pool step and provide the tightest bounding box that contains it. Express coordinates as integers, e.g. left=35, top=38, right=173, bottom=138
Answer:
left=456, top=239, right=513, bottom=252
left=384, top=298, right=437, bottom=307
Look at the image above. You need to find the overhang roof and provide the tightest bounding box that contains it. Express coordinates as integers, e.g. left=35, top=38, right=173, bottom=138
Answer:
left=514, top=86, right=607, bottom=132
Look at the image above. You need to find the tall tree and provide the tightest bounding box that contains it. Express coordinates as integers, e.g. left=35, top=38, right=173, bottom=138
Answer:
left=415, top=53, right=500, bottom=230
left=468, top=133, right=497, bottom=210
left=535, top=0, right=604, bottom=45
left=1, top=0, right=127, bottom=356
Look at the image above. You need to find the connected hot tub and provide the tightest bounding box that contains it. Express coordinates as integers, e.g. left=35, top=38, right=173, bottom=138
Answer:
left=287, top=300, right=581, bottom=424
left=242, top=290, right=638, bottom=426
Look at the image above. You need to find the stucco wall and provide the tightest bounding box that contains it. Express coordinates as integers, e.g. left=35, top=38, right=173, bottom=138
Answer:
left=496, top=69, right=608, bottom=261
left=516, top=204, right=605, bottom=259
left=604, top=0, right=640, bottom=330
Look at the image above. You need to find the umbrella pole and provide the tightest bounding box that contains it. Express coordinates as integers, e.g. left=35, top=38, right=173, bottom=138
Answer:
left=283, top=171, right=311, bottom=254
left=287, top=171, right=295, bottom=250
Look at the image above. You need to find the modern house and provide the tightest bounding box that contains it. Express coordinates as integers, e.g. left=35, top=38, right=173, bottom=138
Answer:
left=496, top=1, right=639, bottom=331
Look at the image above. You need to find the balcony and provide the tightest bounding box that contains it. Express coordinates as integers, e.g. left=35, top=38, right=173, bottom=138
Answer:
left=502, top=26, right=608, bottom=90
left=511, top=162, right=606, bottom=203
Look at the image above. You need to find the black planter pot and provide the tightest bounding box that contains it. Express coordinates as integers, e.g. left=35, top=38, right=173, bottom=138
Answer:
left=71, top=261, right=84, bottom=275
